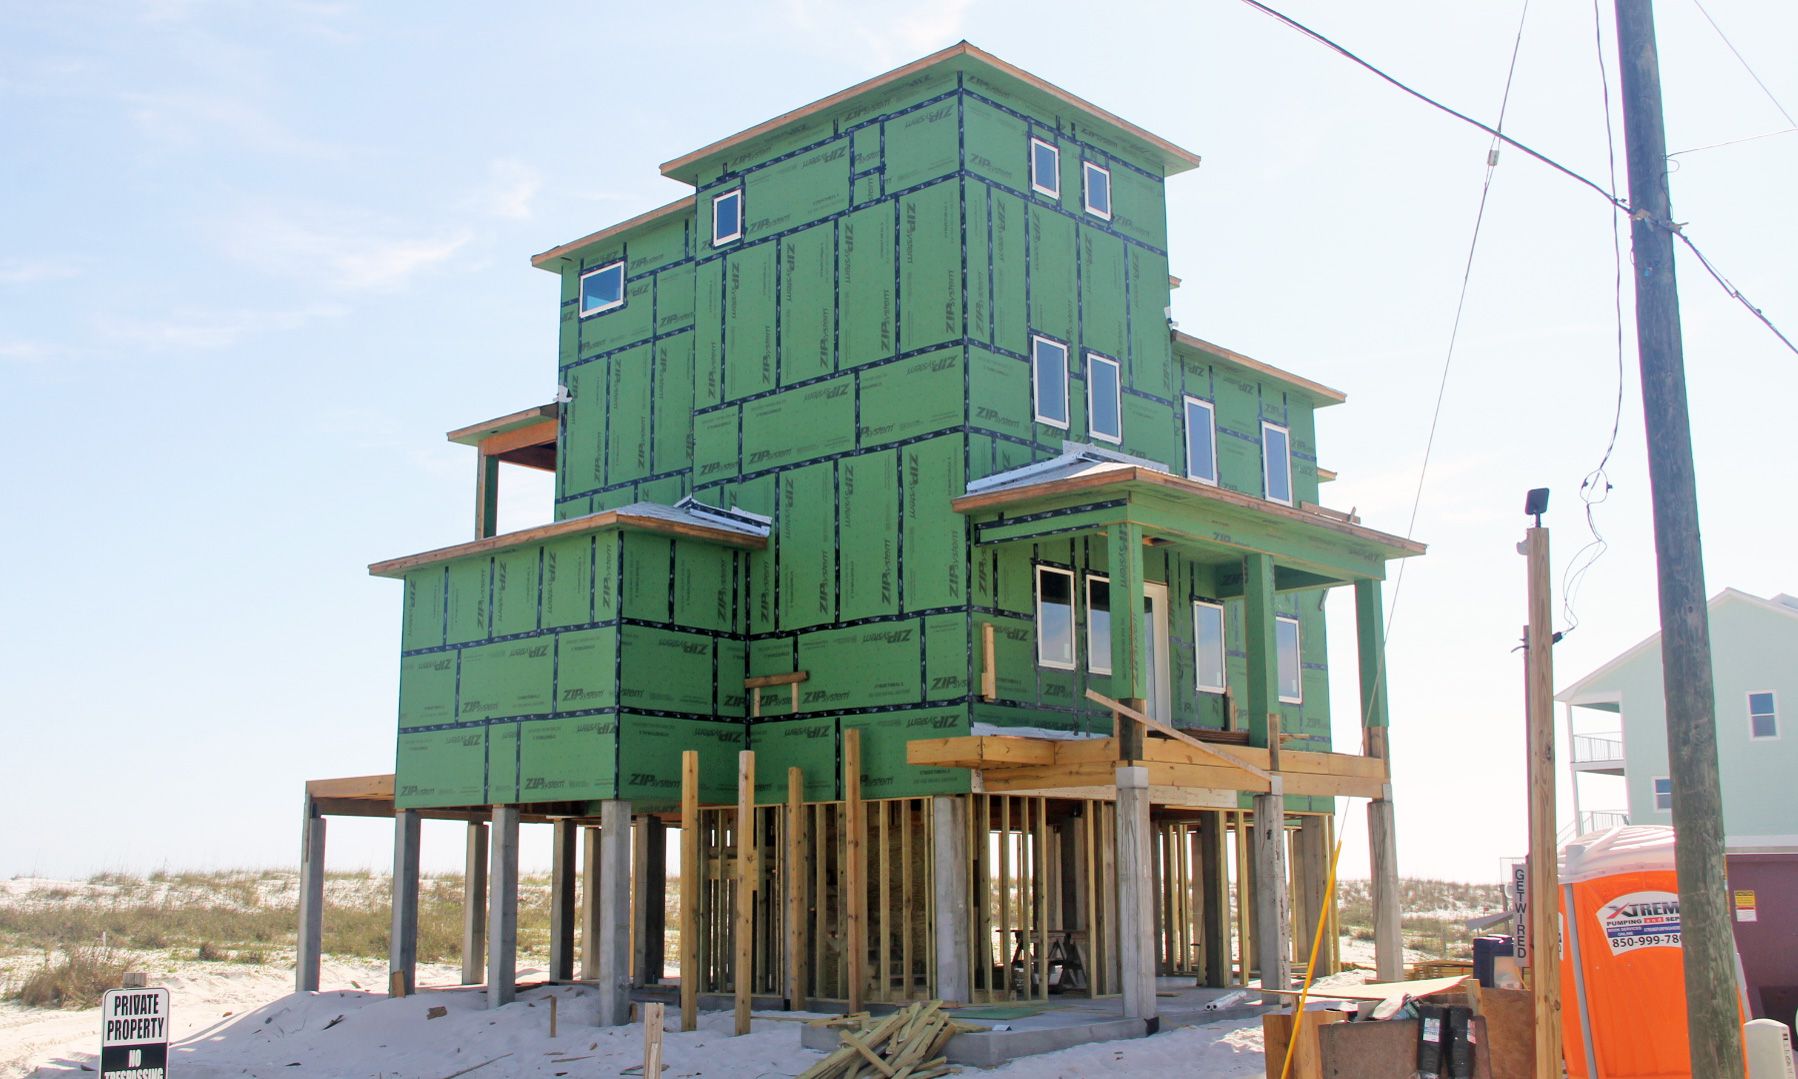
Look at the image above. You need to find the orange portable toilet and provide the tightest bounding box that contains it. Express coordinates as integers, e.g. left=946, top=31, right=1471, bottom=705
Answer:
left=1557, top=826, right=1744, bottom=1078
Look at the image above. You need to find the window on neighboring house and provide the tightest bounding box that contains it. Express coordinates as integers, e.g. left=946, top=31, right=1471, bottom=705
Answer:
left=1088, top=352, right=1122, bottom=444
left=1653, top=776, right=1673, bottom=811
left=1749, top=691, right=1779, bottom=739
left=1083, top=161, right=1112, bottom=220
left=1036, top=566, right=1076, bottom=669
left=1030, top=138, right=1060, bottom=198
left=578, top=261, right=625, bottom=317
left=1194, top=601, right=1226, bottom=693
left=1262, top=421, right=1293, bottom=505
left=712, top=189, right=743, bottom=246
left=1184, top=396, right=1217, bottom=485
left=1032, top=335, right=1069, bottom=428
left=1087, top=576, right=1112, bottom=675
left=1275, top=614, right=1302, bottom=703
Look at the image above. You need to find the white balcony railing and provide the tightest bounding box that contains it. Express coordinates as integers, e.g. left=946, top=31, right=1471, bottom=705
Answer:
left=1571, top=734, right=1623, bottom=764
left=1579, top=810, right=1629, bottom=833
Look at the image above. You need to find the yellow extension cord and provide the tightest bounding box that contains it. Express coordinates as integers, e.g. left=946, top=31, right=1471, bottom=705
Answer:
left=1278, top=803, right=1351, bottom=1079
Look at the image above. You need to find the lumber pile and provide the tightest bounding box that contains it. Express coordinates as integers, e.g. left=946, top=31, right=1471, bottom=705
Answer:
left=799, top=1001, right=975, bottom=1079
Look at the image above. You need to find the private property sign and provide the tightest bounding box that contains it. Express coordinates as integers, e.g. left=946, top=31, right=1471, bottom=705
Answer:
left=100, top=987, right=170, bottom=1078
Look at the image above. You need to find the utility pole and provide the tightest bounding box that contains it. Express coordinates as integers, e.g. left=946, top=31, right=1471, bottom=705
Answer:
left=1611, top=3, right=1743, bottom=1076
left=1520, top=503, right=1562, bottom=1079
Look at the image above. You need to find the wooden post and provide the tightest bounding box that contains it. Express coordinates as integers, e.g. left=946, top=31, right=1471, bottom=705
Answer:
left=1294, top=815, right=1330, bottom=978
left=1109, top=523, right=1148, bottom=760
left=785, top=767, right=806, bottom=1010
left=1523, top=527, right=1565, bottom=1076
left=980, top=622, right=997, bottom=701
left=389, top=809, right=420, bottom=997
left=844, top=729, right=866, bottom=1014
left=461, top=822, right=488, bottom=986
left=734, top=751, right=756, bottom=1035
left=488, top=805, right=520, bottom=1008
left=1355, top=578, right=1404, bottom=982
left=1115, top=766, right=1157, bottom=1025
left=581, top=826, right=602, bottom=982
left=1233, top=810, right=1251, bottom=985
left=1612, top=4, right=1741, bottom=1076
left=549, top=819, right=577, bottom=982
left=1199, top=811, right=1228, bottom=987
left=679, top=751, right=700, bottom=1032
left=474, top=452, right=500, bottom=539
left=596, top=799, right=633, bottom=1026
left=642, top=1001, right=665, bottom=1077
left=296, top=795, right=325, bottom=992
left=931, top=795, right=970, bottom=1002
left=548, top=993, right=558, bottom=1038
left=632, top=817, right=667, bottom=985
left=1251, top=790, right=1291, bottom=998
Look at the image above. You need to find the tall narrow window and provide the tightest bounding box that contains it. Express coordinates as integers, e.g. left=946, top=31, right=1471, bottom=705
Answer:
left=1194, top=601, right=1226, bottom=693
left=1184, top=396, right=1217, bottom=484
left=1082, top=161, right=1111, bottom=220
left=1087, top=352, right=1122, bottom=444
left=1749, top=691, right=1779, bottom=739
left=1275, top=614, right=1302, bottom=703
left=1653, top=777, right=1673, bottom=811
left=1036, top=566, right=1076, bottom=669
left=1262, top=421, right=1293, bottom=505
left=578, top=261, right=625, bottom=317
left=1087, top=576, right=1112, bottom=675
left=1030, top=137, right=1060, bottom=198
left=1032, top=335, right=1069, bottom=428
left=712, top=189, right=743, bottom=246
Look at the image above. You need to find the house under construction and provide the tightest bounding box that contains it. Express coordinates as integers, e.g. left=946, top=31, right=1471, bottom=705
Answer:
left=297, top=42, right=1422, bottom=1032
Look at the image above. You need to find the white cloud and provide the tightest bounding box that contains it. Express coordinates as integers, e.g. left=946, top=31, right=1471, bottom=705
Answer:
left=123, top=90, right=343, bottom=160
left=102, top=304, right=347, bottom=352
left=0, top=260, right=79, bottom=285
left=0, top=340, right=61, bottom=364
left=476, top=159, right=542, bottom=220
left=218, top=205, right=470, bottom=291
left=776, top=0, right=973, bottom=66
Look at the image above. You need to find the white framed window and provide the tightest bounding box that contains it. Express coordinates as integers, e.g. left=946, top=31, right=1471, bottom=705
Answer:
left=578, top=261, right=625, bottom=317
left=1035, top=565, right=1076, bottom=669
left=1082, top=161, right=1111, bottom=220
left=1193, top=600, right=1226, bottom=693
left=1748, top=690, right=1779, bottom=739
left=1275, top=614, right=1302, bottom=704
left=1030, top=137, right=1060, bottom=198
left=1031, top=335, right=1069, bottom=428
left=711, top=189, right=743, bottom=246
left=1086, top=575, right=1112, bottom=675
left=1087, top=352, right=1122, bottom=444
left=1262, top=421, right=1293, bottom=505
left=1653, top=776, right=1672, bottom=811
left=1183, top=396, right=1217, bottom=485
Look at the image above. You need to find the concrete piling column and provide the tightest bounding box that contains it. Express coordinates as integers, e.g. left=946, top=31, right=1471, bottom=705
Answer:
left=389, top=808, right=421, bottom=996
left=1250, top=790, right=1291, bottom=998
left=632, top=817, right=667, bottom=985
left=1368, top=792, right=1404, bottom=982
left=549, top=820, right=578, bottom=982
left=1115, top=766, right=1157, bottom=1026
left=581, top=826, right=602, bottom=981
left=595, top=800, right=633, bottom=1026
left=296, top=795, right=326, bottom=993
left=931, top=796, right=971, bottom=1003
left=461, top=822, right=488, bottom=986
left=488, top=805, right=521, bottom=1008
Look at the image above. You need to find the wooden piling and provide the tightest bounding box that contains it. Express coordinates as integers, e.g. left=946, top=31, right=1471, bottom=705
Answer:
left=680, top=750, right=700, bottom=1032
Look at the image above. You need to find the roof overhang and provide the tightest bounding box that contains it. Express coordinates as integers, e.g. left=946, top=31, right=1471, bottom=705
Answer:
left=531, top=196, right=690, bottom=272
left=1172, top=331, right=1346, bottom=406
left=446, top=402, right=559, bottom=472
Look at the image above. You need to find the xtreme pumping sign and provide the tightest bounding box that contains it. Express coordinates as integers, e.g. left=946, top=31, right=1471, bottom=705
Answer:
left=1597, top=891, right=1682, bottom=954
left=99, top=987, right=170, bottom=1078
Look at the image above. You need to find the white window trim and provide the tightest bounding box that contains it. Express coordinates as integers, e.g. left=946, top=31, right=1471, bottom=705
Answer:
left=1030, top=137, right=1060, bottom=198
left=1193, top=600, right=1226, bottom=694
left=1031, top=334, right=1070, bottom=429
left=1086, top=574, right=1112, bottom=675
left=1183, top=395, right=1218, bottom=485
left=711, top=189, right=743, bottom=246
left=1748, top=689, right=1780, bottom=740
left=1262, top=421, right=1294, bottom=506
left=1082, top=161, right=1112, bottom=220
left=1087, top=352, right=1122, bottom=444
left=1035, top=565, right=1077, bottom=670
left=577, top=261, right=626, bottom=318
left=1276, top=613, right=1303, bottom=704
left=1653, top=776, right=1673, bottom=811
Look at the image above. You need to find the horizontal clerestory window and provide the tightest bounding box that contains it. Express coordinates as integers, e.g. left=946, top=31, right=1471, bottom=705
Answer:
left=712, top=189, right=743, bottom=246
left=579, top=261, right=625, bottom=317
left=1030, top=137, right=1060, bottom=198
left=1275, top=614, right=1302, bottom=704
left=1083, top=161, right=1111, bottom=220
left=1087, top=352, right=1122, bottom=444
left=1036, top=565, right=1076, bottom=670
left=1032, top=335, right=1069, bottom=429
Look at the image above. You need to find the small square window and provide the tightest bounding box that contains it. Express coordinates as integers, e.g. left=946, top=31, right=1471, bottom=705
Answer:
left=1030, top=138, right=1060, bottom=198
left=1262, top=421, right=1293, bottom=505
left=1184, top=396, right=1217, bottom=485
left=1275, top=614, right=1302, bottom=704
left=1087, top=352, right=1122, bottom=444
left=1748, top=690, right=1778, bottom=739
left=1032, top=335, right=1069, bottom=428
left=1082, top=162, right=1111, bottom=220
left=1194, top=601, right=1226, bottom=693
left=1036, top=565, right=1076, bottom=670
left=579, top=261, right=625, bottom=317
left=712, top=189, right=743, bottom=246
left=1087, top=576, right=1112, bottom=675
left=1653, top=777, right=1672, bottom=811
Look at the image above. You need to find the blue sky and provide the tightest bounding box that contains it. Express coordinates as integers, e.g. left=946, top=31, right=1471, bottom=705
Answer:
left=4, top=1, right=1794, bottom=882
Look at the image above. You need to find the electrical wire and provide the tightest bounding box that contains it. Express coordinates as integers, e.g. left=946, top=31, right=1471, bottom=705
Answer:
left=1235, top=0, right=1798, bottom=358
left=1691, top=0, right=1795, bottom=128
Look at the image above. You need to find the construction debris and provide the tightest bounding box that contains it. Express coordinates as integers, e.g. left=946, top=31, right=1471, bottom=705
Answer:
left=799, top=1001, right=976, bottom=1079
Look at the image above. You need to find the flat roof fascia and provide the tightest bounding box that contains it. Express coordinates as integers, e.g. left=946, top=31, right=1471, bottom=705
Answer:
left=446, top=402, right=559, bottom=446
left=530, top=195, right=691, bottom=272
left=369, top=508, right=767, bottom=579
left=1173, top=331, right=1346, bottom=406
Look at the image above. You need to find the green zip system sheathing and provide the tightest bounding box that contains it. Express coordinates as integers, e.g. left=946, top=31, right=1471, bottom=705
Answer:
left=393, top=56, right=1345, bottom=813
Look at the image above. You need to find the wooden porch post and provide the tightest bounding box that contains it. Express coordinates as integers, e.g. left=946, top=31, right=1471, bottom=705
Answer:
left=1108, top=523, right=1148, bottom=760
left=1355, top=577, right=1404, bottom=982
left=1243, top=552, right=1291, bottom=995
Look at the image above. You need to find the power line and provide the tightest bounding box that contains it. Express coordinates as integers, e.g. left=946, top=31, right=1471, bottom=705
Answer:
left=1235, top=0, right=1798, bottom=358
left=1691, top=0, right=1795, bottom=128
left=1669, top=126, right=1798, bottom=159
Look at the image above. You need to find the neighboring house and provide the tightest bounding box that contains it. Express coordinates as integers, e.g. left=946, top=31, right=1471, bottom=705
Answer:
left=295, top=43, right=1424, bottom=1024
